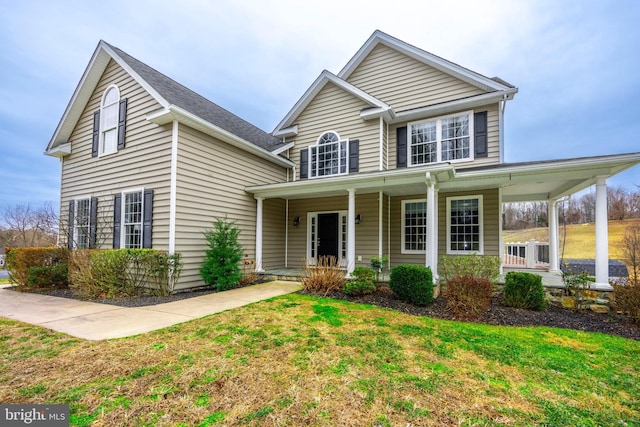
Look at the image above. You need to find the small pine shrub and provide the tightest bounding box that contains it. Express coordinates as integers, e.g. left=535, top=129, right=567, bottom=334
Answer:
left=503, top=271, right=546, bottom=311
left=446, top=275, right=493, bottom=319
left=344, top=266, right=377, bottom=296
left=389, top=264, right=434, bottom=306
left=200, top=217, right=244, bottom=291
left=301, top=256, right=346, bottom=295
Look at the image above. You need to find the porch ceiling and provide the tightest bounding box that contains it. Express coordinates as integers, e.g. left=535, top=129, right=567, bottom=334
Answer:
left=246, top=152, right=640, bottom=201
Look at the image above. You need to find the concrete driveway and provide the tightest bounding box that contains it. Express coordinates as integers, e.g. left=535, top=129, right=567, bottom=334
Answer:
left=0, top=281, right=301, bottom=340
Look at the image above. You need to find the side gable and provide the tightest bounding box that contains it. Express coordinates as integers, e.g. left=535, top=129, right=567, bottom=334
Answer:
left=346, top=43, right=486, bottom=111
left=47, top=41, right=292, bottom=168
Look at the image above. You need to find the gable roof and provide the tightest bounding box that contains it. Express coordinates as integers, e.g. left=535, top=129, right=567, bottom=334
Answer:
left=46, top=41, right=290, bottom=163
left=339, top=30, right=515, bottom=93
left=273, top=30, right=517, bottom=135
left=273, top=70, right=391, bottom=135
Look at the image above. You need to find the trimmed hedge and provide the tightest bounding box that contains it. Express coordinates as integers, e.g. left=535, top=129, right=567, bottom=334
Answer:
left=503, top=271, right=546, bottom=311
left=5, top=247, right=69, bottom=286
left=389, top=264, right=434, bottom=306
left=27, top=265, right=69, bottom=288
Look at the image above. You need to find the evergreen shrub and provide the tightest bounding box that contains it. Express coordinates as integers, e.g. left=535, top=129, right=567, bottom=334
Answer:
left=389, top=264, right=434, bottom=306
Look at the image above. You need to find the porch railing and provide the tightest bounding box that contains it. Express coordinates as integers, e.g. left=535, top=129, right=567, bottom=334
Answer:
left=504, top=240, right=550, bottom=269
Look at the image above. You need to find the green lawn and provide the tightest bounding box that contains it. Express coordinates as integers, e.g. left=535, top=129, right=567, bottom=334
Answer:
left=1, top=293, right=638, bottom=426
left=503, top=219, right=637, bottom=260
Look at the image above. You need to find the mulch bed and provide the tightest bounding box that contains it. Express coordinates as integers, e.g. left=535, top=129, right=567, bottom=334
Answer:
left=10, top=284, right=640, bottom=341
left=316, top=285, right=640, bottom=341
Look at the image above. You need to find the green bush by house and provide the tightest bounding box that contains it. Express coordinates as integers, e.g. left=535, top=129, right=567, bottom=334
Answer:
left=504, top=271, right=546, bottom=311
left=389, top=264, right=434, bottom=306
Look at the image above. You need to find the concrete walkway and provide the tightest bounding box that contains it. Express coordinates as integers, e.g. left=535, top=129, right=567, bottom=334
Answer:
left=0, top=281, right=301, bottom=340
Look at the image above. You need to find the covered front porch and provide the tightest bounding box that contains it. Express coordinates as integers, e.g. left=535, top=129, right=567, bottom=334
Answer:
left=248, top=153, right=640, bottom=290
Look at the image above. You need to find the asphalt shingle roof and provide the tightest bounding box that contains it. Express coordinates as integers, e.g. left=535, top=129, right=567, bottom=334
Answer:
left=106, top=42, right=284, bottom=152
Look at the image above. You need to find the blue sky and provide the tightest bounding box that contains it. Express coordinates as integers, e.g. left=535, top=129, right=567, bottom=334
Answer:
left=1, top=0, right=639, bottom=210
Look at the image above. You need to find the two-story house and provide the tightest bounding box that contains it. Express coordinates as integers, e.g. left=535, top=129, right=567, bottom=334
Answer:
left=46, top=31, right=640, bottom=291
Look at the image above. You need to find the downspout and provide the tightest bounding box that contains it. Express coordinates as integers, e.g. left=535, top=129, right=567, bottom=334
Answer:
left=499, top=94, right=507, bottom=164
left=379, top=116, right=384, bottom=171
left=169, top=120, right=179, bottom=255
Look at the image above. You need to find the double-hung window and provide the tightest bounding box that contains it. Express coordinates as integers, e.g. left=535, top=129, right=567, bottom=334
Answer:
left=122, top=190, right=143, bottom=249
left=74, top=198, right=91, bottom=249
left=401, top=200, right=427, bottom=254
left=310, top=131, right=347, bottom=178
left=447, top=195, right=483, bottom=254
left=409, top=112, right=473, bottom=166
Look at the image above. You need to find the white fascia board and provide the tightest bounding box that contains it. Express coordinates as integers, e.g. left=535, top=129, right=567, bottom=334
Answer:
left=246, top=163, right=454, bottom=199
left=272, top=141, right=295, bottom=155
left=339, top=31, right=513, bottom=93
left=272, top=125, right=298, bottom=138
left=47, top=41, right=170, bottom=153
left=148, top=106, right=295, bottom=169
left=360, top=106, right=397, bottom=121
left=273, top=70, right=389, bottom=133
left=44, top=143, right=72, bottom=158
left=391, top=89, right=518, bottom=124
left=456, top=153, right=640, bottom=180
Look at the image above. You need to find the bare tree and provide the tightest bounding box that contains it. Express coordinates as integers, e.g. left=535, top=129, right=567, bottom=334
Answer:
left=0, top=203, right=58, bottom=248
left=608, top=186, right=629, bottom=221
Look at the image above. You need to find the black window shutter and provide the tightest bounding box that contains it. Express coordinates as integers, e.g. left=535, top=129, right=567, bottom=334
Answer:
left=67, top=200, right=75, bottom=249
left=89, top=197, right=98, bottom=249
left=349, top=139, right=359, bottom=173
left=113, top=194, right=121, bottom=249
left=92, top=110, right=100, bottom=157
left=474, top=111, right=488, bottom=158
left=396, top=126, right=407, bottom=168
left=142, top=189, right=154, bottom=248
left=300, top=148, right=309, bottom=179
left=117, top=98, right=128, bottom=150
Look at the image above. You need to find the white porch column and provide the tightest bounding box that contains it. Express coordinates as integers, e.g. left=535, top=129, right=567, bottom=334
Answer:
left=255, top=196, right=265, bottom=273
left=426, top=173, right=438, bottom=279
left=595, top=178, right=609, bottom=286
left=347, top=188, right=356, bottom=276
left=548, top=199, right=559, bottom=272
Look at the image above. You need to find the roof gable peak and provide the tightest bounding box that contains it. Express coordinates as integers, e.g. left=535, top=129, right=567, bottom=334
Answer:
left=338, top=30, right=513, bottom=92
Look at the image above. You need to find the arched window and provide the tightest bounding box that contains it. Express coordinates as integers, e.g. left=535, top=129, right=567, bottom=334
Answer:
left=100, top=85, right=120, bottom=155
left=310, top=131, right=347, bottom=177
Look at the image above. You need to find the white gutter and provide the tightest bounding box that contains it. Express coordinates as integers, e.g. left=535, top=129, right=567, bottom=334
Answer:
left=499, top=94, right=507, bottom=163
left=390, top=89, right=517, bottom=124
left=272, top=141, right=294, bottom=155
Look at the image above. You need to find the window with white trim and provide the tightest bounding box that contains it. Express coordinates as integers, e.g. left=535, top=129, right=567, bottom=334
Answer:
left=100, top=85, right=120, bottom=155
left=74, top=198, right=91, bottom=249
left=409, top=112, right=473, bottom=166
left=122, top=190, right=143, bottom=249
left=447, top=195, right=483, bottom=254
left=310, top=131, right=348, bottom=178
left=401, top=200, right=427, bottom=253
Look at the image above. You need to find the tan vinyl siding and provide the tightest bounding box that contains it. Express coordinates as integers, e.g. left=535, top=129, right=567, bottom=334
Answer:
left=290, top=82, right=380, bottom=180
left=347, top=44, right=486, bottom=111
left=263, top=198, right=286, bottom=268
left=388, top=103, right=501, bottom=169
left=389, top=188, right=500, bottom=268
left=60, top=59, right=171, bottom=250
left=174, top=125, right=287, bottom=290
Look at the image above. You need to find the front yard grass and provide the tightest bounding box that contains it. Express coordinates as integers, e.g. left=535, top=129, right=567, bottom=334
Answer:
left=1, top=293, right=639, bottom=426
